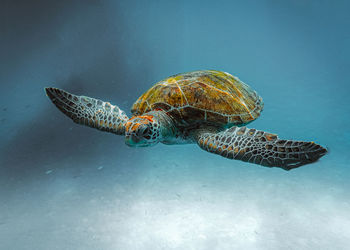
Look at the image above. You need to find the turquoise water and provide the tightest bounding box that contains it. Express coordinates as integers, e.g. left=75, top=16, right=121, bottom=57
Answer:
left=1, top=0, right=349, bottom=249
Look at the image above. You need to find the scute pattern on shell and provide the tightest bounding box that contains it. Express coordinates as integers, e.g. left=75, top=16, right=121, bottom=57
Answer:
left=131, top=70, right=264, bottom=127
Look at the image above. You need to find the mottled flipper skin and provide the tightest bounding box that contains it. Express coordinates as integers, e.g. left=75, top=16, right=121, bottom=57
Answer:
left=45, top=88, right=128, bottom=135
left=196, top=126, right=327, bottom=170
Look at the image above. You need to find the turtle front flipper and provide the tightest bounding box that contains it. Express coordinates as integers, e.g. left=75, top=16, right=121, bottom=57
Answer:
left=45, top=87, right=128, bottom=135
left=195, top=126, right=327, bottom=170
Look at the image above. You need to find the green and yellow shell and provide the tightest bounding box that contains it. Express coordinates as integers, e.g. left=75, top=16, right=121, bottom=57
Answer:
left=131, top=70, right=263, bottom=127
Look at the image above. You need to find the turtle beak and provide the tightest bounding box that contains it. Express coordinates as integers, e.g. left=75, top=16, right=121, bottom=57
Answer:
left=125, top=135, right=137, bottom=146
left=130, top=134, right=140, bottom=144
left=125, top=134, right=148, bottom=147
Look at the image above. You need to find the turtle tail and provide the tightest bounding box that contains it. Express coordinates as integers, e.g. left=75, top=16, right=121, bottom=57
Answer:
left=45, top=87, right=128, bottom=135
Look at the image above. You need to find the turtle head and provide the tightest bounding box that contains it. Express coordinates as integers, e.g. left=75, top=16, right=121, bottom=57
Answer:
left=125, top=115, right=161, bottom=147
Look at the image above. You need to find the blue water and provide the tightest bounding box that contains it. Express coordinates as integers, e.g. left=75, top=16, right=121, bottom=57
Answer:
left=1, top=0, right=349, bottom=249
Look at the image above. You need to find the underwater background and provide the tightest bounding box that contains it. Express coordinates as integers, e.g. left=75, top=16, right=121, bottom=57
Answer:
left=1, top=0, right=349, bottom=249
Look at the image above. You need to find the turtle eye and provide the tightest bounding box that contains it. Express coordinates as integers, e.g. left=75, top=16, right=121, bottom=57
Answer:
left=143, top=127, right=150, bottom=135
left=135, top=126, right=150, bottom=137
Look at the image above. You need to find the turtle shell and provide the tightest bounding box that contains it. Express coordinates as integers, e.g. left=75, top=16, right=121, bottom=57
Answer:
left=131, top=70, right=263, bottom=127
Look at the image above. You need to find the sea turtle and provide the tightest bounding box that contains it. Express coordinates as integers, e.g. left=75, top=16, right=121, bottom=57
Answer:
left=45, top=70, right=327, bottom=170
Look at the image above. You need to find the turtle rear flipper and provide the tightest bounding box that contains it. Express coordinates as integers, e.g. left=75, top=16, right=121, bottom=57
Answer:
left=196, top=126, right=327, bottom=170
left=45, top=87, right=128, bottom=135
